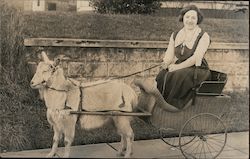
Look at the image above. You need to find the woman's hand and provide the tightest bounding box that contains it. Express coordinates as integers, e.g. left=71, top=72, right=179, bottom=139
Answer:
left=161, top=62, right=169, bottom=70
left=168, top=64, right=180, bottom=72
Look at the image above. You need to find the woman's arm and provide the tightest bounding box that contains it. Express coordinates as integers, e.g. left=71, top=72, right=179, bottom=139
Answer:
left=193, top=32, right=210, bottom=66
left=162, top=33, right=175, bottom=69
left=168, top=32, right=210, bottom=72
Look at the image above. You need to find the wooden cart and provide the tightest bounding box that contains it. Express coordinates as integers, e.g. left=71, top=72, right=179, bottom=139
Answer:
left=71, top=70, right=231, bottom=159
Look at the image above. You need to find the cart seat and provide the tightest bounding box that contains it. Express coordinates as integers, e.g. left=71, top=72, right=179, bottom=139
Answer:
left=196, top=70, right=227, bottom=95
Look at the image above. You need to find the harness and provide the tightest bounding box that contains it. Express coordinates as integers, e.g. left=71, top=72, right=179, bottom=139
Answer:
left=44, top=64, right=162, bottom=111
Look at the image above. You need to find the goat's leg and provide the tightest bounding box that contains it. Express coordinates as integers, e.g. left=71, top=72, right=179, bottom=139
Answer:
left=63, top=117, right=77, bottom=158
left=47, top=126, right=62, bottom=158
left=124, top=127, right=134, bottom=158
left=117, top=134, right=127, bottom=156
left=114, top=117, right=134, bottom=158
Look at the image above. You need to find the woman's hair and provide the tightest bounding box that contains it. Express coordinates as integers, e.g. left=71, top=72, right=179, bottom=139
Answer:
left=178, top=5, right=204, bottom=24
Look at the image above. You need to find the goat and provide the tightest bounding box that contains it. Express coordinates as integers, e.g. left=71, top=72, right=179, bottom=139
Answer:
left=30, top=51, right=138, bottom=158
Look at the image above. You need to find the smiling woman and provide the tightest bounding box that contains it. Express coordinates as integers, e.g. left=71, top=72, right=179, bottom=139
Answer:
left=155, top=5, right=211, bottom=110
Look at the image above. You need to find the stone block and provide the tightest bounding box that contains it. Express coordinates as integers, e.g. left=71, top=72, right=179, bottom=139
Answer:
left=108, top=62, right=123, bottom=77
left=209, top=62, right=249, bottom=75
left=222, top=50, right=249, bottom=62
left=206, top=50, right=249, bottom=63
left=83, top=62, right=108, bottom=77
left=122, top=62, right=144, bottom=76
left=142, top=63, right=161, bottom=76
left=62, top=47, right=85, bottom=60
left=68, top=62, right=85, bottom=77
left=205, top=51, right=224, bottom=62
left=125, top=49, right=142, bottom=62
left=86, top=48, right=108, bottom=62
left=228, top=75, right=249, bottom=89
left=107, top=48, right=126, bottom=62
left=108, top=62, right=143, bottom=77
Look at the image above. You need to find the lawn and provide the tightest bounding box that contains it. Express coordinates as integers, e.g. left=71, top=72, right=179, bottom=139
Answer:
left=23, top=11, right=249, bottom=42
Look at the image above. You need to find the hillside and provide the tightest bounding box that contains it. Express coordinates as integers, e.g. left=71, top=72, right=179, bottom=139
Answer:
left=23, top=12, right=249, bottom=43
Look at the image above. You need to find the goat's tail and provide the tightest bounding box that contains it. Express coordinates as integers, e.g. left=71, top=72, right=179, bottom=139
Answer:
left=131, top=91, right=139, bottom=110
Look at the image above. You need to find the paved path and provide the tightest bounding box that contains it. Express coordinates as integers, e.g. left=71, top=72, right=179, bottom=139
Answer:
left=1, top=131, right=248, bottom=158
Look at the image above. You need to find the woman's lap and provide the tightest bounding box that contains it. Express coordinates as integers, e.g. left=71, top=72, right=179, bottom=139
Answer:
left=155, top=67, right=210, bottom=109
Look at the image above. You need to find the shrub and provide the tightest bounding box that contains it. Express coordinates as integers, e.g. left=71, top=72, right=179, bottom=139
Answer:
left=0, top=0, right=46, bottom=152
left=89, top=0, right=161, bottom=14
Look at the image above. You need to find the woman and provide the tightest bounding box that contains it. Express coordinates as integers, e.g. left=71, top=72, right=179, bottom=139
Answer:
left=156, top=5, right=211, bottom=109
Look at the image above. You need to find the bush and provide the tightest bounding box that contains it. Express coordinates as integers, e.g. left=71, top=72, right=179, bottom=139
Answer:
left=89, top=0, right=161, bottom=14
left=0, top=0, right=28, bottom=83
left=0, top=0, right=46, bottom=152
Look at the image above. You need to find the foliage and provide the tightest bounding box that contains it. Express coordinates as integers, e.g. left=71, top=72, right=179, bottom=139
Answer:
left=0, top=0, right=30, bottom=84
left=89, top=0, right=161, bottom=14
left=0, top=0, right=45, bottom=152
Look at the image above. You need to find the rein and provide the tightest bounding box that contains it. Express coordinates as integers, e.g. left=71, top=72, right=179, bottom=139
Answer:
left=45, top=85, right=68, bottom=92
left=111, top=63, right=162, bottom=80
left=76, top=63, right=163, bottom=88
left=44, top=63, right=162, bottom=91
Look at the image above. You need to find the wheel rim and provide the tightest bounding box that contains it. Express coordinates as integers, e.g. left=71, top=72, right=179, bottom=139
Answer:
left=159, top=128, right=196, bottom=147
left=179, top=113, right=227, bottom=159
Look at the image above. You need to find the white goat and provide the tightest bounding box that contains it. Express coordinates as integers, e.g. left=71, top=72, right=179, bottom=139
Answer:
left=30, top=52, right=138, bottom=158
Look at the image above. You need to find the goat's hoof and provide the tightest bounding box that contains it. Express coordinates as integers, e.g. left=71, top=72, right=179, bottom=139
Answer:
left=63, top=153, right=70, bottom=158
left=46, top=153, right=54, bottom=158
left=63, top=155, right=69, bottom=158
left=117, top=151, right=125, bottom=157
left=124, top=153, right=132, bottom=158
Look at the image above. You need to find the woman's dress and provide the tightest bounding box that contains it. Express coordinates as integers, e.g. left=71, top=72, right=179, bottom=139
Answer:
left=156, top=30, right=211, bottom=109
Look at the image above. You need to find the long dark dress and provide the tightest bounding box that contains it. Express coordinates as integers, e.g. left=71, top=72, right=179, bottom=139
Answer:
left=156, top=30, right=211, bottom=109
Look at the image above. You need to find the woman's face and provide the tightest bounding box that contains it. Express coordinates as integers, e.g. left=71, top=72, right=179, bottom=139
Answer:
left=183, top=10, right=198, bottom=30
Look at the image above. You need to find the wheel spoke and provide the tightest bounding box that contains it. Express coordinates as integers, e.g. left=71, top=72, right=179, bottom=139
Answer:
left=194, top=140, right=202, bottom=158
left=206, top=140, right=222, bottom=152
left=213, top=120, right=223, bottom=132
left=190, top=141, right=201, bottom=156
left=208, top=137, right=225, bottom=145
left=206, top=142, right=212, bottom=158
left=205, top=140, right=215, bottom=158
left=207, top=137, right=225, bottom=143
left=182, top=137, right=200, bottom=151
left=198, top=141, right=204, bottom=159
left=187, top=139, right=201, bottom=158
left=208, top=133, right=224, bottom=138
left=207, top=136, right=225, bottom=142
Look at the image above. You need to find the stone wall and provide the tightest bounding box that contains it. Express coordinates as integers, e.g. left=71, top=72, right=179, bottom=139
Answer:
left=25, top=41, right=249, bottom=93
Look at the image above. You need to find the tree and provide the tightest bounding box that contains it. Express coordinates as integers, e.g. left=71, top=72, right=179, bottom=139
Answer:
left=89, top=0, right=161, bottom=14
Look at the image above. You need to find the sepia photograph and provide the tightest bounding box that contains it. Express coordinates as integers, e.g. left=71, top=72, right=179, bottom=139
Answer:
left=0, top=0, right=249, bottom=158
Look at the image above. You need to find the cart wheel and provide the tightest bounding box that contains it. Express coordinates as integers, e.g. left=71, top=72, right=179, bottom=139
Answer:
left=179, top=113, right=227, bottom=159
left=159, top=128, right=196, bottom=147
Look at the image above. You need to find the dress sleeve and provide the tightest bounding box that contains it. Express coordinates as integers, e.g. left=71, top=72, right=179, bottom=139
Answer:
left=163, top=33, right=175, bottom=65
left=193, top=32, right=210, bottom=66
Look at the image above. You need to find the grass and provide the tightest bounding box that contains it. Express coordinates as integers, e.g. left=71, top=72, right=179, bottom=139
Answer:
left=22, top=11, right=249, bottom=42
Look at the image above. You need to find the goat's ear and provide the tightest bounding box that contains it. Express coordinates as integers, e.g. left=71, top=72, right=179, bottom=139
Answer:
left=53, top=58, right=61, bottom=67
left=41, top=51, right=51, bottom=63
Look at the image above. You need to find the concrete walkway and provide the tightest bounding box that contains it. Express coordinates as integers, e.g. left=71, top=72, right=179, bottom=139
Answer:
left=1, top=131, right=248, bottom=158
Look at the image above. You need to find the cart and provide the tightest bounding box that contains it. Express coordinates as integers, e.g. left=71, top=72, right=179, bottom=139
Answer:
left=70, top=69, right=231, bottom=159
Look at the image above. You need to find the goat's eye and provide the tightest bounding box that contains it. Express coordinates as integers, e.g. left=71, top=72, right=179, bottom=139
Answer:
left=42, top=70, right=48, bottom=73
